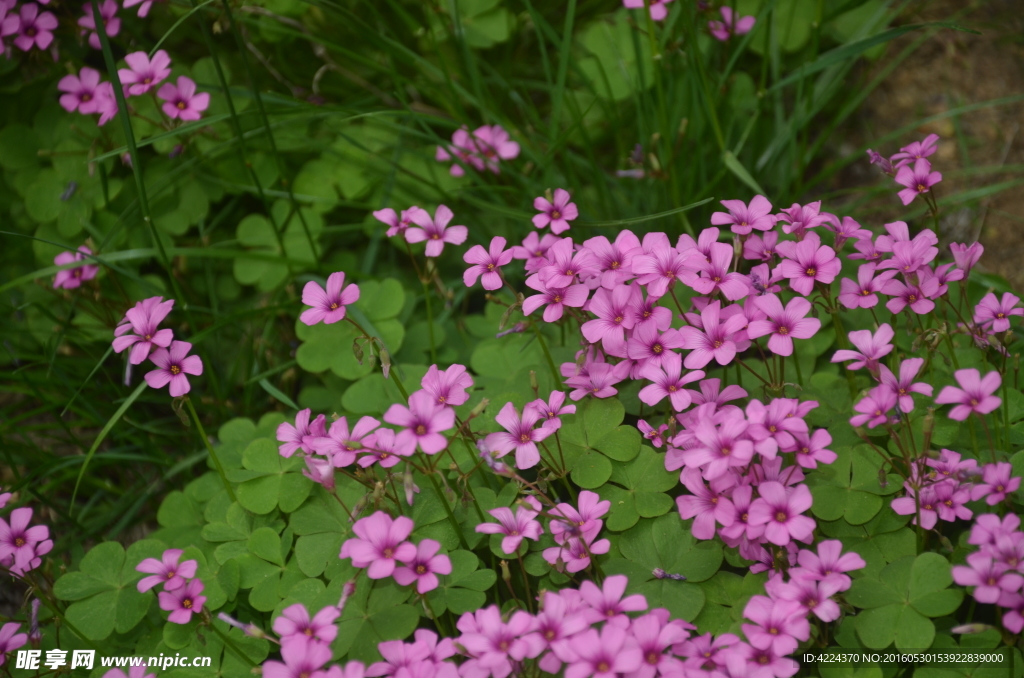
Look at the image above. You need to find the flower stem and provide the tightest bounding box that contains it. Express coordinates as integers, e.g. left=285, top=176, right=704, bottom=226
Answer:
left=184, top=397, right=236, bottom=501
left=533, top=323, right=564, bottom=392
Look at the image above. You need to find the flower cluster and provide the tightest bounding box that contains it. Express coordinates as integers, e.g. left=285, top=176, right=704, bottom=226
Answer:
left=263, top=600, right=355, bottom=678
left=953, top=513, right=1024, bottom=633
left=339, top=512, right=453, bottom=593
left=0, top=506, right=53, bottom=577
left=136, top=548, right=205, bottom=624
left=483, top=391, right=575, bottom=470
left=374, top=205, right=469, bottom=258
left=435, top=125, right=520, bottom=177
left=867, top=134, right=943, bottom=205
left=112, top=296, right=204, bottom=397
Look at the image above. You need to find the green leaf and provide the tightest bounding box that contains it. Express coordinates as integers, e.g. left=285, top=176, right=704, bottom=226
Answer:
left=248, top=527, right=284, bottom=567
left=722, top=151, right=766, bottom=195
left=894, top=606, right=935, bottom=651
left=594, top=426, right=641, bottom=462
left=571, top=451, right=612, bottom=488
left=855, top=603, right=900, bottom=649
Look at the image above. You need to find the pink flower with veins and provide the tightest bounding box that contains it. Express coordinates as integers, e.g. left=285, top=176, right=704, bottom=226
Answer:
left=741, top=596, right=809, bottom=656
left=276, top=409, right=325, bottom=458
left=838, top=263, right=897, bottom=309
left=0, top=508, right=52, bottom=576
left=891, top=133, right=940, bottom=169
left=935, top=368, right=1002, bottom=420
left=457, top=606, right=537, bottom=677
left=522, top=591, right=591, bottom=674
left=711, top=195, right=775, bottom=235
left=421, top=363, right=473, bottom=407
left=788, top=429, right=837, bottom=469
left=690, top=378, right=748, bottom=407
left=878, top=358, right=932, bottom=413
left=638, top=420, right=669, bottom=447
left=795, top=540, right=866, bottom=590
left=876, top=238, right=938, bottom=277
left=470, top=124, right=520, bottom=173
left=262, top=640, right=335, bottom=678
left=53, top=246, right=99, bottom=289
left=0, top=623, right=28, bottom=668
left=464, top=236, right=513, bottom=291
left=13, top=3, right=57, bottom=51
left=974, top=292, right=1023, bottom=333
left=950, top=242, right=983, bottom=275
left=525, top=390, right=576, bottom=430
left=970, top=462, right=1020, bottom=505
left=848, top=236, right=884, bottom=264
left=383, top=390, right=455, bottom=454
left=340, top=512, right=416, bottom=579
left=708, top=6, right=755, bottom=41
left=539, top=238, right=598, bottom=289
left=356, top=428, right=410, bottom=469
left=311, top=416, right=380, bottom=467
left=582, top=231, right=641, bottom=289
left=522, top=277, right=588, bottom=322
left=484, top=401, right=553, bottom=469
left=392, top=539, right=452, bottom=594
left=144, top=341, right=203, bottom=397
left=824, top=214, right=872, bottom=249
left=743, top=231, right=779, bottom=262
left=372, top=205, right=427, bottom=238
left=768, top=576, right=843, bottom=622
left=273, top=603, right=340, bottom=645
left=718, top=484, right=765, bottom=546
left=895, top=158, right=942, bottom=206
left=746, top=293, right=820, bottom=356
left=677, top=300, right=746, bottom=369
left=124, top=0, right=161, bottom=18
left=631, top=245, right=696, bottom=299
left=79, top=1, right=121, bottom=50
left=58, top=68, right=105, bottom=115
left=689, top=241, right=749, bottom=300
left=94, top=82, right=119, bottom=126
left=623, top=0, right=674, bottom=21
left=850, top=386, right=898, bottom=429
left=475, top=496, right=543, bottom=555
left=952, top=552, right=1024, bottom=604
left=683, top=409, right=754, bottom=480
left=676, top=468, right=735, bottom=540
left=565, top=361, right=630, bottom=401
left=626, top=324, right=685, bottom=368
left=629, top=288, right=673, bottom=331
left=436, top=126, right=482, bottom=176
left=405, top=205, right=467, bottom=257
left=564, top=624, right=643, bottom=678
left=578, top=574, right=647, bottom=620
left=300, top=271, right=360, bottom=325
left=302, top=455, right=335, bottom=489
left=549, top=490, right=610, bottom=545
left=511, top=231, right=560, bottom=273
left=776, top=233, right=841, bottom=295
left=113, top=296, right=175, bottom=365
left=533, top=189, right=578, bottom=234
left=136, top=548, right=197, bottom=592
left=775, top=201, right=831, bottom=237
left=158, top=76, right=210, bottom=121
left=874, top=220, right=938, bottom=252
left=831, top=323, right=894, bottom=372
left=119, top=50, right=172, bottom=96
left=748, top=481, right=815, bottom=546
left=638, top=352, right=704, bottom=412
left=581, top=285, right=638, bottom=351
left=158, top=579, right=205, bottom=624
left=543, top=534, right=610, bottom=573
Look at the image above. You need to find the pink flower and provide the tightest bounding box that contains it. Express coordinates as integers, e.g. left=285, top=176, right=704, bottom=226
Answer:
left=769, top=576, right=843, bottom=622
left=824, top=214, right=872, bottom=249
left=882, top=277, right=940, bottom=315
left=53, top=246, right=99, bottom=289
left=273, top=603, right=340, bottom=644
left=708, top=6, right=755, bottom=41
left=144, top=341, right=203, bottom=397
left=741, top=595, right=809, bottom=656
left=623, top=0, right=674, bottom=21
left=950, top=242, right=983, bottom=275
left=0, top=508, right=52, bottom=576
left=711, top=195, right=775, bottom=235
left=262, top=640, right=335, bottom=678
left=158, top=578, right=205, bottom=624
left=522, top=592, right=591, bottom=674
left=311, top=416, right=381, bottom=467
left=94, top=82, right=119, bottom=126
left=638, top=353, right=704, bottom=412
left=470, top=125, right=521, bottom=173
left=683, top=410, right=754, bottom=480
left=485, top=401, right=553, bottom=470
left=690, top=378, right=748, bottom=407
left=776, top=234, right=841, bottom=295
left=876, top=238, right=938, bottom=277
left=891, top=133, right=940, bottom=169
left=566, top=625, right=643, bottom=678
left=522, top=277, right=589, bottom=322
left=629, top=612, right=688, bottom=678
left=525, top=390, right=576, bottom=430
left=838, top=263, right=896, bottom=309
left=392, top=539, right=452, bottom=593
left=566, top=361, right=631, bottom=401
left=136, top=548, right=198, bottom=593
left=356, top=428, right=411, bottom=469
left=626, top=323, right=685, bottom=367
left=795, top=540, right=866, bottom=590
left=157, top=77, right=210, bottom=121
left=0, top=623, right=28, bottom=667
left=124, top=0, right=161, bottom=18
left=372, top=205, right=428, bottom=238
left=748, top=481, right=815, bottom=546
left=878, top=358, right=932, bottom=413
left=894, top=158, right=942, bottom=206
left=112, top=296, right=175, bottom=364
left=676, top=468, right=735, bottom=540
left=539, top=238, right=598, bottom=289
left=831, top=324, right=894, bottom=372
left=475, top=497, right=543, bottom=555
left=542, top=534, right=610, bottom=573
left=421, top=364, right=473, bottom=407
left=464, top=236, right=513, bottom=290
left=970, top=462, right=1020, bottom=505
left=678, top=300, right=746, bottom=369
left=849, top=385, right=897, bottom=429
left=58, top=68, right=106, bottom=115
left=952, top=552, right=1024, bottom=604
left=79, top=1, right=121, bottom=50
left=689, top=242, right=749, bottom=300
left=549, top=490, right=610, bottom=544
left=631, top=245, right=696, bottom=299
left=581, top=285, right=638, bottom=351
left=582, top=231, right=641, bottom=289
left=405, top=205, right=468, bottom=257
left=533, top=189, right=578, bottom=235
left=302, top=455, right=335, bottom=489
left=746, top=294, right=820, bottom=356
left=776, top=201, right=831, bottom=237
left=935, top=368, right=1002, bottom=421
left=867, top=149, right=895, bottom=175
left=340, top=512, right=416, bottom=579
left=457, top=606, right=537, bottom=677
left=300, top=271, right=360, bottom=325
left=384, top=390, right=455, bottom=454
left=638, top=420, right=668, bottom=447
left=119, top=50, right=172, bottom=96
left=14, top=3, right=57, bottom=51
left=578, top=574, right=647, bottom=620
left=511, top=231, right=560, bottom=273
left=743, top=231, right=780, bottom=263
left=276, top=409, right=325, bottom=458
left=974, top=292, right=1022, bottom=333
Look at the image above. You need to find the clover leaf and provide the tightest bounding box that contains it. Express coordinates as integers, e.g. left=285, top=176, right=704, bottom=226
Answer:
left=228, top=438, right=312, bottom=515
left=600, top=446, right=677, bottom=531
left=427, top=550, right=497, bottom=616
left=335, top=579, right=419, bottom=664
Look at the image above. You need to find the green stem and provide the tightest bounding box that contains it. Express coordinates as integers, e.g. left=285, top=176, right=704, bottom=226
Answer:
left=185, top=397, right=236, bottom=501
left=423, top=464, right=470, bottom=550
left=424, top=282, right=437, bottom=364
left=533, top=323, right=564, bottom=391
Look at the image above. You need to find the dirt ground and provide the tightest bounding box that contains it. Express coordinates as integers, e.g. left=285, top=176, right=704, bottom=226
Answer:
left=847, top=0, right=1024, bottom=287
